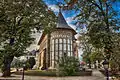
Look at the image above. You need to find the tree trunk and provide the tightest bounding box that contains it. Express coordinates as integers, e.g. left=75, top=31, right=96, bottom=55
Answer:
left=2, top=56, right=14, bottom=77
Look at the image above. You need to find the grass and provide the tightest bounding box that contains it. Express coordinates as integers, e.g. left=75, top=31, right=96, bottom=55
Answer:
left=14, top=69, right=92, bottom=77
left=14, top=70, right=58, bottom=76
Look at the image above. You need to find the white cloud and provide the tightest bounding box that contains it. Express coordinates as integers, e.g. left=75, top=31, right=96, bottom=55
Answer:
left=65, top=16, right=76, bottom=30
left=68, top=24, right=76, bottom=30
left=48, top=5, right=59, bottom=12
left=78, top=48, right=83, bottom=60
left=48, top=5, right=77, bottom=30
left=31, top=32, right=42, bottom=44
left=27, top=8, right=78, bottom=51
left=66, top=16, right=74, bottom=23
left=27, top=32, right=41, bottom=51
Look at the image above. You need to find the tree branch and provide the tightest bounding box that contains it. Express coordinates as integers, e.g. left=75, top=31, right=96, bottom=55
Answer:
left=17, top=17, right=23, bottom=26
left=91, top=0, right=105, bottom=17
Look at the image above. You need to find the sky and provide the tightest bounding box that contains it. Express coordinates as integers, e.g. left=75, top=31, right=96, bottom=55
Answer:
left=28, top=0, right=120, bottom=59
left=44, top=0, right=120, bottom=31
left=28, top=0, right=78, bottom=51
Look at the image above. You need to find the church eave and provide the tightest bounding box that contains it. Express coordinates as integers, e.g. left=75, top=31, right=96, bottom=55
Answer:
left=38, top=32, right=46, bottom=45
left=55, top=28, right=77, bottom=35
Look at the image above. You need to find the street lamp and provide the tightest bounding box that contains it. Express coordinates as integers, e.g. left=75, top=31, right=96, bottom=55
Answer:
left=22, top=64, right=26, bottom=80
left=102, top=60, right=109, bottom=80
left=20, top=56, right=27, bottom=80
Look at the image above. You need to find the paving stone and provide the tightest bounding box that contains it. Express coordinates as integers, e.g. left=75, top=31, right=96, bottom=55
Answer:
left=0, top=70, right=110, bottom=80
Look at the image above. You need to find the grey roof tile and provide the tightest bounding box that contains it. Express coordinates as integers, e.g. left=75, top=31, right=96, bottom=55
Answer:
left=57, top=11, right=73, bottom=29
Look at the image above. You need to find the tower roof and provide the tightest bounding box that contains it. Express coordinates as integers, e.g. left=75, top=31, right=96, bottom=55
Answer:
left=57, top=11, right=72, bottom=29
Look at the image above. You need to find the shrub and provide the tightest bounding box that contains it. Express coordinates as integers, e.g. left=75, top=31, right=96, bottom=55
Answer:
left=11, top=58, right=23, bottom=69
left=58, top=53, right=80, bottom=76
left=27, top=57, right=36, bottom=69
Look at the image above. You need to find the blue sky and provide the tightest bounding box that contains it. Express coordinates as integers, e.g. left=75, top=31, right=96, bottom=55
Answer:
left=43, top=0, right=79, bottom=30
left=113, top=1, right=120, bottom=10
left=43, top=0, right=120, bottom=31
left=27, top=1, right=120, bottom=61
left=40, top=0, right=120, bottom=59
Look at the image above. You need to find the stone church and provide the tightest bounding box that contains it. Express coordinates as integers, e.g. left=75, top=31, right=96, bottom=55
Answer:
left=36, top=11, right=78, bottom=70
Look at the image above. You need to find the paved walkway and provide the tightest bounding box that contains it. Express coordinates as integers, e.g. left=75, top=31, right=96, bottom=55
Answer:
left=0, top=70, right=107, bottom=80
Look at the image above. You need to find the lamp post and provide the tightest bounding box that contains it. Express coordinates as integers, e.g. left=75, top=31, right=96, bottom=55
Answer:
left=20, top=56, right=27, bottom=80
left=22, top=64, right=25, bottom=80
left=102, top=59, right=109, bottom=80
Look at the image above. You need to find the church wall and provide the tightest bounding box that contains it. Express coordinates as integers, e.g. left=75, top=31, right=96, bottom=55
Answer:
left=73, top=41, right=79, bottom=58
left=36, top=30, right=78, bottom=69
left=37, top=35, right=48, bottom=68
left=49, top=29, right=75, bottom=68
left=39, top=35, right=48, bottom=53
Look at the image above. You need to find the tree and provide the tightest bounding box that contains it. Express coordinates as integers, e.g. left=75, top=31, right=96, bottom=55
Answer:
left=76, top=32, right=93, bottom=69
left=89, top=50, right=104, bottom=63
left=27, top=57, right=36, bottom=69
left=0, top=0, right=57, bottom=77
left=109, top=33, right=120, bottom=74
left=64, top=0, right=120, bottom=72
left=58, top=53, right=79, bottom=76
left=11, top=57, right=23, bottom=71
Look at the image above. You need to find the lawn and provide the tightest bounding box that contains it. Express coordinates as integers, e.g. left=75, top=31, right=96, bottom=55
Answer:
left=14, top=69, right=92, bottom=77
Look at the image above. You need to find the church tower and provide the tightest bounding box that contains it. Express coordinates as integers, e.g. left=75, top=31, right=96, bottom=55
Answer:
left=37, top=10, right=77, bottom=69
left=50, top=11, right=76, bottom=68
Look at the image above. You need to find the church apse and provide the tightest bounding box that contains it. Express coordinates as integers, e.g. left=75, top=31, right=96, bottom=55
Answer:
left=36, top=11, right=78, bottom=70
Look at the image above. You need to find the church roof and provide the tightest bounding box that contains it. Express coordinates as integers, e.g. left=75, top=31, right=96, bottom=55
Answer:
left=57, top=11, right=73, bottom=29
left=38, top=11, right=77, bottom=45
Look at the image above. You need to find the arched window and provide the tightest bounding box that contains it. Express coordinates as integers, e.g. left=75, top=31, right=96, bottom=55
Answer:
left=50, top=39, right=54, bottom=67
left=52, top=40, right=54, bottom=52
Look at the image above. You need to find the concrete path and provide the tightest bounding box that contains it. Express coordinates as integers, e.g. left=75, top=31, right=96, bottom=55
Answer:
left=0, top=70, right=107, bottom=80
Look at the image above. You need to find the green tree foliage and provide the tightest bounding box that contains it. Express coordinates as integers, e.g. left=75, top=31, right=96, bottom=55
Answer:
left=90, top=52, right=104, bottom=63
left=68, top=0, right=120, bottom=50
left=78, top=32, right=93, bottom=68
left=0, top=0, right=57, bottom=77
left=109, top=33, right=120, bottom=73
left=27, top=57, right=36, bottom=69
left=64, top=0, right=120, bottom=74
left=11, top=58, right=23, bottom=69
left=58, top=53, right=79, bottom=76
